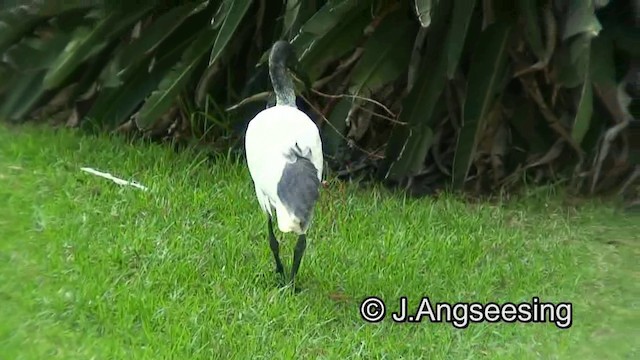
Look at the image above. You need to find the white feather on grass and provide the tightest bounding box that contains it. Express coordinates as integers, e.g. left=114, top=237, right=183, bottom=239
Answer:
left=80, top=167, right=148, bottom=191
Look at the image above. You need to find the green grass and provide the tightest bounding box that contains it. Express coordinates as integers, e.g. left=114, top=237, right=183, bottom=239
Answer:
left=0, top=124, right=638, bottom=359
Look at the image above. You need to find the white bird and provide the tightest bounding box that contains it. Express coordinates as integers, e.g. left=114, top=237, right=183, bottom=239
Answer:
left=244, top=40, right=323, bottom=287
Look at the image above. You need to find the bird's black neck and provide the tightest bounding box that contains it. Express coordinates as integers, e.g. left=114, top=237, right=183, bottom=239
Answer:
left=269, top=41, right=297, bottom=108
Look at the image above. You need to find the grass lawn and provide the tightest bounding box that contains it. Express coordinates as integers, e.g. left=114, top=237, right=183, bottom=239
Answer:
left=1, top=124, right=638, bottom=359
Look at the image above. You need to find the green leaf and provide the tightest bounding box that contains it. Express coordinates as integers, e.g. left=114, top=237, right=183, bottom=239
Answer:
left=42, top=25, right=106, bottom=89
left=86, top=31, right=197, bottom=127
left=2, top=33, right=72, bottom=73
left=206, top=0, right=252, bottom=67
left=283, top=0, right=302, bottom=35
left=392, top=126, right=436, bottom=178
left=135, top=28, right=216, bottom=130
left=0, top=5, right=44, bottom=53
left=608, top=24, right=640, bottom=57
left=99, top=1, right=210, bottom=88
left=85, top=61, right=173, bottom=127
left=414, top=0, right=438, bottom=28
left=45, top=7, right=97, bottom=35
left=298, top=10, right=371, bottom=82
left=594, top=0, right=611, bottom=8
left=314, top=9, right=414, bottom=160
left=0, top=70, right=46, bottom=122
left=256, top=0, right=372, bottom=67
left=562, top=0, right=602, bottom=40
left=381, top=1, right=451, bottom=180
left=580, top=33, right=621, bottom=152
left=517, top=0, right=545, bottom=60
left=446, top=0, right=477, bottom=78
left=194, top=0, right=252, bottom=106
left=348, top=10, right=414, bottom=97
left=283, top=0, right=317, bottom=37
left=571, top=74, right=593, bottom=146
left=43, top=5, right=153, bottom=90
left=0, top=0, right=104, bottom=13
left=69, top=42, right=114, bottom=100
left=452, top=21, right=512, bottom=189
left=40, top=0, right=103, bottom=15
left=321, top=98, right=351, bottom=158
left=589, top=33, right=615, bottom=86
left=290, top=0, right=373, bottom=61
left=0, top=63, right=11, bottom=96
left=553, top=32, right=591, bottom=88
left=562, top=7, right=601, bottom=147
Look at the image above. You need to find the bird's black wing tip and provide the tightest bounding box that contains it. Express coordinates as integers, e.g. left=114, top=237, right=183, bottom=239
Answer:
left=276, top=157, right=320, bottom=225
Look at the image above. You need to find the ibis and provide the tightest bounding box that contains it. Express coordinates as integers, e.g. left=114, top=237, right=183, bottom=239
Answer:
left=244, top=40, right=323, bottom=288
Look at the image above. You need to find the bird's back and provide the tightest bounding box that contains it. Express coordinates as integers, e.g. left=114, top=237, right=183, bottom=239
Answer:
left=245, top=105, right=323, bottom=234
left=245, top=105, right=322, bottom=180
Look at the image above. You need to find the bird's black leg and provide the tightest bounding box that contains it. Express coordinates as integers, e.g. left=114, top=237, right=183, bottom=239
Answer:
left=268, top=217, right=285, bottom=279
left=290, top=234, right=307, bottom=289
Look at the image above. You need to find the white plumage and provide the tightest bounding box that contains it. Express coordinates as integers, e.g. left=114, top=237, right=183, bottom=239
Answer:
left=245, top=105, right=323, bottom=234
left=244, top=40, right=323, bottom=287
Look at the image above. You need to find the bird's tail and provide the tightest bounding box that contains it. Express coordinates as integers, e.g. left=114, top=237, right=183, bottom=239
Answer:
left=268, top=40, right=297, bottom=108
left=276, top=156, right=320, bottom=235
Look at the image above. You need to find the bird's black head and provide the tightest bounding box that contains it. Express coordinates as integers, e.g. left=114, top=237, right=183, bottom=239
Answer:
left=270, top=41, right=311, bottom=92
left=269, top=40, right=296, bottom=69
